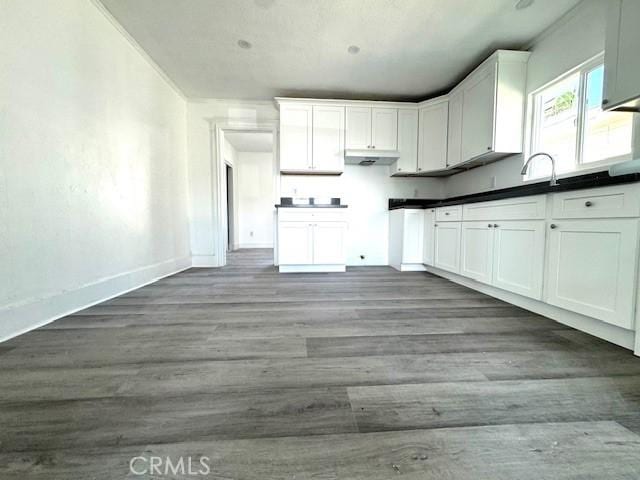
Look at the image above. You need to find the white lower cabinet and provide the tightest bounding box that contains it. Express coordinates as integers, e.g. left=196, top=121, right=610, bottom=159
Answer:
left=312, top=222, right=347, bottom=265
left=434, top=222, right=461, bottom=273
left=545, top=219, right=640, bottom=329
left=461, top=222, right=494, bottom=284
left=460, top=220, right=545, bottom=299
left=278, top=222, right=313, bottom=265
left=278, top=210, right=347, bottom=272
left=389, top=209, right=425, bottom=271
left=492, top=221, right=545, bottom=299
left=423, top=209, right=436, bottom=266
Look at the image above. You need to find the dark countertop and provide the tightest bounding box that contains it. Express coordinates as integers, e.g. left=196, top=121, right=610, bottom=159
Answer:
left=389, top=171, right=640, bottom=210
left=276, top=204, right=348, bottom=208
left=276, top=197, right=347, bottom=208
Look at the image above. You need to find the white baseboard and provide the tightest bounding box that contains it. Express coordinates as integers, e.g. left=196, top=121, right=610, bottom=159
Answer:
left=424, top=266, right=635, bottom=352
left=0, top=256, right=192, bottom=343
left=391, top=263, right=427, bottom=272
left=279, top=264, right=346, bottom=273
left=191, top=254, right=219, bottom=267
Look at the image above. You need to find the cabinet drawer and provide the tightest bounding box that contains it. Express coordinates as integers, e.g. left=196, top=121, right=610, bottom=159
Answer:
left=436, top=205, right=462, bottom=222
left=463, top=195, right=546, bottom=221
left=551, top=185, right=640, bottom=219
left=278, top=208, right=348, bottom=222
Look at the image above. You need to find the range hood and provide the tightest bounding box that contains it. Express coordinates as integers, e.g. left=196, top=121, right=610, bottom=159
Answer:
left=344, top=149, right=400, bottom=166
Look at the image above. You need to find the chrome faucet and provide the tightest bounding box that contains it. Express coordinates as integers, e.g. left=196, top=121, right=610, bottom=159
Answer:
left=521, top=152, right=558, bottom=186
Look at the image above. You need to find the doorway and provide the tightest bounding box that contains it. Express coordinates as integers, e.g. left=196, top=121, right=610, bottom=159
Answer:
left=214, top=124, right=278, bottom=267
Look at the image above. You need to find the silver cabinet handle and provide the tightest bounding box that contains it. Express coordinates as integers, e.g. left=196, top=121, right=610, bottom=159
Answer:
left=488, top=224, right=493, bottom=228
left=550, top=224, right=557, bottom=229
left=585, top=201, right=593, bottom=207
left=493, top=224, right=499, bottom=228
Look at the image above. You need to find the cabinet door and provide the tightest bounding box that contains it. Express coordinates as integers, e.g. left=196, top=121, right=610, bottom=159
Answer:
left=313, top=222, right=347, bottom=265
left=423, top=209, right=436, bottom=266
left=278, top=222, right=312, bottom=265
left=492, top=221, right=545, bottom=300
left=604, top=0, right=640, bottom=109
left=312, top=105, right=344, bottom=173
left=371, top=108, right=398, bottom=150
left=545, top=219, right=639, bottom=329
left=434, top=222, right=461, bottom=273
left=446, top=90, right=463, bottom=167
left=460, top=222, right=494, bottom=284
left=346, top=107, right=371, bottom=149
left=461, top=63, right=496, bottom=161
left=418, top=102, right=448, bottom=172
left=280, top=104, right=312, bottom=172
left=392, top=109, right=418, bottom=175
left=403, top=210, right=425, bottom=264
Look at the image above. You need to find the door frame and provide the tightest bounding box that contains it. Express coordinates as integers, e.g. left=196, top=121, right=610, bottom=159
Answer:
left=212, top=122, right=279, bottom=267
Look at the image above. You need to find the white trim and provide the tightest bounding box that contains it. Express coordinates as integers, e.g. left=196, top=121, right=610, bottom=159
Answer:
left=391, top=264, right=427, bottom=272
left=89, top=0, right=186, bottom=100
left=525, top=52, right=634, bottom=181
left=275, top=97, right=419, bottom=109
left=0, top=256, right=192, bottom=343
left=211, top=122, right=279, bottom=268
left=425, top=265, right=635, bottom=352
left=237, top=243, right=274, bottom=249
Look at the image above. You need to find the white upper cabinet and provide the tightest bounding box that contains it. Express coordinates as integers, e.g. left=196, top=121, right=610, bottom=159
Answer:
left=278, top=100, right=344, bottom=174
left=279, top=104, right=312, bottom=172
left=371, top=108, right=398, bottom=150
left=345, top=106, right=372, bottom=149
left=452, top=50, right=529, bottom=166
left=346, top=106, right=398, bottom=150
left=461, top=63, right=496, bottom=161
left=312, top=105, right=345, bottom=173
left=391, top=109, right=419, bottom=175
left=418, top=99, right=449, bottom=173
left=603, top=0, right=640, bottom=111
left=446, top=90, right=463, bottom=168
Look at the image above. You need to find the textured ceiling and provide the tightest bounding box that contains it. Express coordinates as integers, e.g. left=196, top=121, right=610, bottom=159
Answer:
left=100, top=0, right=583, bottom=101
left=225, top=131, right=273, bottom=152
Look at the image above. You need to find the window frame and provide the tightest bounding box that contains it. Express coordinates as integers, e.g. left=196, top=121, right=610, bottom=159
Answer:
left=525, top=52, right=634, bottom=181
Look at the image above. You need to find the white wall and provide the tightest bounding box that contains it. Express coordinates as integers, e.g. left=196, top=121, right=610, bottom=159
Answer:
left=280, top=166, right=444, bottom=265
left=236, top=152, right=274, bottom=248
left=187, top=100, right=278, bottom=265
left=0, top=0, right=191, bottom=340
left=445, top=0, right=619, bottom=197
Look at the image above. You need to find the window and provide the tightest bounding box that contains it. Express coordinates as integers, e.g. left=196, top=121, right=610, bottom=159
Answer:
left=527, top=55, right=634, bottom=180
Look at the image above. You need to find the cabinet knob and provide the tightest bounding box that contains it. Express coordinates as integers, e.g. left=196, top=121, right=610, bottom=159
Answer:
left=372, top=145, right=376, bottom=149
left=493, top=224, right=499, bottom=228
left=434, top=223, right=438, bottom=227
left=398, top=168, right=402, bottom=171
left=487, top=146, right=492, bottom=151
left=602, top=99, right=609, bottom=105
left=488, top=224, right=493, bottom=228
left=585, top=201, right=593, bottom=207
left=418, top=168, right=422, bottom=171
left=550, top=224, right=557, bottom=229
left=445, top=212, right=450, bottom=216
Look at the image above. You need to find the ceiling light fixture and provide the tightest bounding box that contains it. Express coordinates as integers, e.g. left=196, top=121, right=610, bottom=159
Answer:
left=237, top=39, right=252, bottom=49
left=347, top=45, right=360, bottom=55
left=515, top=0, right=534, bottom=10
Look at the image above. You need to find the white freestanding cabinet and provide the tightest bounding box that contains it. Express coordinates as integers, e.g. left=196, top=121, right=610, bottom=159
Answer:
left=389, top=209, right=425, bottom=271
left=312, top=105, right=345, bottom=173
left=423, top=209, right=436, bottom=266
left=418, top=99, right=449, bottom=173
left=390, top=109, right=419, bottom=175
left=434, top=222, right=461, bottom=273
left=346, top=107, right=398, bottom=150
left=546, top=219, right=640, bottom=329
left=279, top=104, right=312, bottom=172
left=277, top=208, right=348, bottom=272
left=603, top=0, right=640, bottom=112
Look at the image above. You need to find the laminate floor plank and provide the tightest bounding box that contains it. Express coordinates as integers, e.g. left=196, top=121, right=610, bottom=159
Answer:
left=2, top=249, right=640, bottom=478
left=348, top=375, right=640, bottom=433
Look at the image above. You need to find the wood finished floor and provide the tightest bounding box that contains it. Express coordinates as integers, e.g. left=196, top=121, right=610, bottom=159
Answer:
left=2, top=248, right=640, bottom=479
